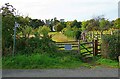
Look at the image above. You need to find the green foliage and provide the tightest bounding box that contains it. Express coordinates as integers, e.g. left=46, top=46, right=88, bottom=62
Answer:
left=54, top=23, right=64, bottom=32
left=113, top=29, right=120, bottom=35
left=38, top=25, right=50, bottom=37
left=1, top=3, right=15, bottom=55
left=101, top=34, right=120, bottom=60
left=81, top=16, right=110, bottom=32
left=96, top=57, right=118, bottom=68
left=81, top=21, right=88, bottom=31
left=64, top=28, right=76, bottom=38
left=113, top=18, right=120, bottom=29
left=16, top=16, right=30, bottom=27
left=71, top=20, right=81, bottom=28
left=66, top=20, right=81, bottom=28
left=3, top=52, right=118, bottom=69
left=30, top=19, right=45, bottom=28
left=19, top=25, right=33, bottom=38
left=1, top=3, right=16, bottom=16
left=63, top=27, right=81, bottom=40
left=2, top=52, right=84, bottom=69
left=99, top=18, right=110, bottom=31
left=16, top=37, right=58, bottom=55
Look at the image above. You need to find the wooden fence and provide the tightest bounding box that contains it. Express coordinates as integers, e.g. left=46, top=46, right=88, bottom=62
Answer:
left=55, top=39, right=101, bottom=56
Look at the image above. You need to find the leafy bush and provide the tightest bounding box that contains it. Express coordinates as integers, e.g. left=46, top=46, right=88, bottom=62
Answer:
left=64, top=29, right=75, bottom=38
left=101, top=34, right=120, bottom=60
left=113, top=29, right=120, bottom=35
left=16, top=37, right=58, bottom=55
left=63, top=28, right=81, bottom=40
left=38, top=25, right=50, bottom=37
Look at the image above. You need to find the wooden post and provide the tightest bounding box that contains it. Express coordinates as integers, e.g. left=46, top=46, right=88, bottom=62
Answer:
left=78, top=40, right=80, bottom=54
left=93, top=40, right=94, bottom=56
left=93, top=39, right=98, bottom=56
left=118, top=56, right=120, bottom=67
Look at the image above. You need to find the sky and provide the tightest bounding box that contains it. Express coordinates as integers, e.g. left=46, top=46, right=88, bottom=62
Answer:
left=0, top=0, right=120, bottom=21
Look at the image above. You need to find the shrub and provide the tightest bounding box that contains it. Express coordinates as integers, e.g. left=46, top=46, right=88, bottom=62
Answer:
left=64, top=29, right=75, bottom=38
left=38, top=25, right=50, bottom=37
left=101, top=34, right=120, bottom=60
left=16, top=37, right=58, bottom=55
left=63, top=27, right=81, bottom=40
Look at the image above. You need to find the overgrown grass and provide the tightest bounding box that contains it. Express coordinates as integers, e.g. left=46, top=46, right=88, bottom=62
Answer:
left=95, top=57, right=118, bottom=68
left=2, top=53, right=119, bottom=69
left=2, top=53, right=91, bottom=69
left=91, top=56, right=119, bottom=68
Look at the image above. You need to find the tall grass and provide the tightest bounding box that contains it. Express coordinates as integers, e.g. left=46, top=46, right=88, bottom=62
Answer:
left=2, top=52, right=86, bottom=69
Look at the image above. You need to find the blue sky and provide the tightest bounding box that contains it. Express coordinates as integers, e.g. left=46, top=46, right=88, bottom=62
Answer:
left=1, top=0, right=120, bottom=21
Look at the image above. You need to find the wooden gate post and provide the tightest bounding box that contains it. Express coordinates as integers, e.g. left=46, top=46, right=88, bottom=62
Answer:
left=93, top=39, right=98, bottom=56
left=78, top=40, right=80, bottom=54
left=93, top=40, right=94, bottom=56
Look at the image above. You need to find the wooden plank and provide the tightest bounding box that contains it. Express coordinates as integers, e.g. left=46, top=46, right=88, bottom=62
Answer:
left=82, top=53, right=92, bottom=56
left=87, top=46, right=93, bottom=49
left=81, top=52, right=88, bottom=54
left=56, top=43, right=78, bottom=45
left=80, top=42, right=93, bottom=45
left=72, top=45, right=78, bottom=47
left=82, top=51, right=93, bottom=54
left=80, top=48, right=93, bottom=51
left=58, top=50, right=78, bottom=53
left=56, top=41, right=78, bottom=43
left=58, top=46, right=64, bottom=48
left=98, top=51, right=101, bottom=54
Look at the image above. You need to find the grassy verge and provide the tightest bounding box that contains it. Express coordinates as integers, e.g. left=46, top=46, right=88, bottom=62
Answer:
left=90, top=56, right=119, bottom=68
left=2, top=53, right=119, bottom=69
left=2, top=53, right=91, bottom=69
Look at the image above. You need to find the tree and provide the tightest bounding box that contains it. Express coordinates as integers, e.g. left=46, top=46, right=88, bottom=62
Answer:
left=66, top=21, right=72, bottom=28
left=53, top=17, right=59, bottom=25
left=16, top=16, right=30, bottom=26
left=81, top=19, right=97, bottom=31
left=38, top=25, right=50, bottom=38
left=30, top=19, right=45, bottom=28
left=71, top=20, right=81, bottom=28
left=1, top=3, right=16, bottom=54
left=1, top=3, right=16, bottom=16
left=81, top=21, right=88, bottom=31
left=99, top=18, right=110, bottom=36
left=54, top=23, right=64, bottom=32
left=113, top=18, right=120, bottom=29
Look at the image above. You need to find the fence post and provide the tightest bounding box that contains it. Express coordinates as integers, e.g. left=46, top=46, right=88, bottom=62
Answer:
left=118, top=56, right=120, bottom=67
left=78, top=40, right=80, bottom=54
left=93, top=39, right=98, bottom=56
left=93, top=40, right=94, bottom=56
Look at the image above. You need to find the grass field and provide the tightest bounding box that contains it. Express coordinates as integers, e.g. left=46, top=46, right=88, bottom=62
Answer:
left=51, top=32, right=75, bottom=42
